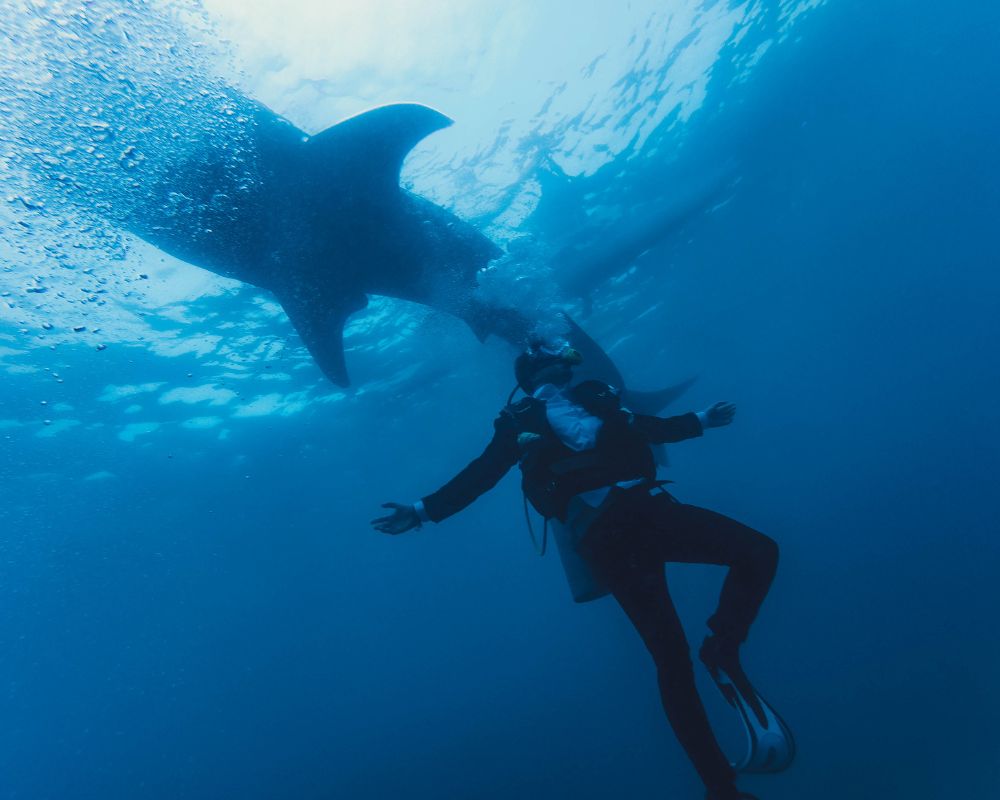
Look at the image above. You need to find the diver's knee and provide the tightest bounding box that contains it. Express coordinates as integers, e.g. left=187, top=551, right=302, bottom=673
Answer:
left=733, top=531, right=778, bottom=573
left=750, top=532, right=779, bottom=571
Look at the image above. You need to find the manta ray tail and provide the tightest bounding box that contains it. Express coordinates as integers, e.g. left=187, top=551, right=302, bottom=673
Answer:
left=559, top=313, right=695, bottom=415
left=625, top=377, right=698, bottom=415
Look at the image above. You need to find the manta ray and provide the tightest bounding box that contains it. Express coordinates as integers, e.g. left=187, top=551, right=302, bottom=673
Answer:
left=523, top=157, right=734, bottom=311
left=126, top=99, right=690, bottom=413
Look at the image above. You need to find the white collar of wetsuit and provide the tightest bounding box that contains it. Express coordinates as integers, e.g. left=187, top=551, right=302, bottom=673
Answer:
left=533, top=383, right=602, bottom=452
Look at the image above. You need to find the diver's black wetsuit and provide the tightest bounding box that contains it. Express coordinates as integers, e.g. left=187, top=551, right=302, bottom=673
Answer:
left=581, top=488, right=777, bottom=798
left=420, top=396, right=777, bottom=800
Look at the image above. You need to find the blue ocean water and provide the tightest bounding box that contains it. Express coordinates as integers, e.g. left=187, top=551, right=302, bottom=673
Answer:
left=1, top=1, right=998, bottom=798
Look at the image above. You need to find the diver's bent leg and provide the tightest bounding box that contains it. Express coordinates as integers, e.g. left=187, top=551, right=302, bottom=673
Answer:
left=644, top=500, right=779, bottom=645
left=609, top=567, right=739, bottom=799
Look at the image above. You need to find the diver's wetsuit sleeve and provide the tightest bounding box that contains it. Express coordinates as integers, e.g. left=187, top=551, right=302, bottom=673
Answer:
left=631, top=411, right=704, bottom=444
left=420, top=414, right=520, bottom=523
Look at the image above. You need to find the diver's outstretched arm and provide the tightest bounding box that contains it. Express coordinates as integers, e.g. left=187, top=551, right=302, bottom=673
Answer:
left=371, top=503, right=422, bottom=535
left=701, top=401, right=736, bottom=428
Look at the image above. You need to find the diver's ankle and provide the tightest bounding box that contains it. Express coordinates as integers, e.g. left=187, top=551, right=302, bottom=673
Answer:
left=699, top=633, right=741, bottom=670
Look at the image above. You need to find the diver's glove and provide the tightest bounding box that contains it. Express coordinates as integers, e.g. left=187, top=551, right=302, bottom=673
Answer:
left=371, top=502, right=423, bottom=535
left=698, top=401, right=737, bottom=429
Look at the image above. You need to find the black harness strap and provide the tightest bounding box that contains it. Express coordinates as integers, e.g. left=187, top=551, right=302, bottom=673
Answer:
left=523, top=493, right=548, bottom=556
left=548, top=451, right=602, bottom=476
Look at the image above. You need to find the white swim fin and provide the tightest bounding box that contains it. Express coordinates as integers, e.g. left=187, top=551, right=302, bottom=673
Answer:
left=712, top=667, right=796, bottom=773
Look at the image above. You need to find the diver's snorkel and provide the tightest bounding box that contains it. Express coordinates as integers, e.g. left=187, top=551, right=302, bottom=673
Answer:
left=547, top=343, right=584, bottom=365
left=507, top=342, right=584, bottom=404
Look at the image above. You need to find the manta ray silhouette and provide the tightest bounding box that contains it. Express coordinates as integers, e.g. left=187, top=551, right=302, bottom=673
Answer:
left=524, top=157, right=734, bottom=312
left=127, top=99, right=690, bottom=413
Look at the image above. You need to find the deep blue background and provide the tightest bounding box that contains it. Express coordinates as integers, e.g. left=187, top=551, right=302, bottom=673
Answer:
left=1, top=1, right=998, bottom=798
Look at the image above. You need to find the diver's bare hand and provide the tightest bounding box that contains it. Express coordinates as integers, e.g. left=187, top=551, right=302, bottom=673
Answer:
left=371, top=502, right=422, bottom=535
left=704, top=401, right=736, bottom=428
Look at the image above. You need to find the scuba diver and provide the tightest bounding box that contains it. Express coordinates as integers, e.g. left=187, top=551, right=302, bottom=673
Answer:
left=372, top=340, right=787, bottom=800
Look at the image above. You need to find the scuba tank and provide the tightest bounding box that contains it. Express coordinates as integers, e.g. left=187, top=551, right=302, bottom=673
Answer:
left=550, top=495, right=612, bottom=603
left=521, top=488, right=612, bottom=604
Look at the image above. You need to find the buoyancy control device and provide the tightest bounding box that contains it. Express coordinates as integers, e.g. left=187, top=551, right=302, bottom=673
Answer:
left=508, top=380, right=655, bottom=603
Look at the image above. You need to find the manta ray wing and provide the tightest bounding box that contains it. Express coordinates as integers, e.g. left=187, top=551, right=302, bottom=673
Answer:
left=276, top=290, right=369, bottom=388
